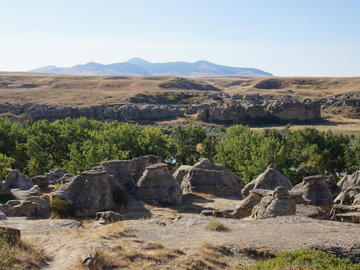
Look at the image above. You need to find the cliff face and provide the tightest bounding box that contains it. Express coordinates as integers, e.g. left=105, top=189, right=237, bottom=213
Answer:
left=0, top=97, right=321, bottom=124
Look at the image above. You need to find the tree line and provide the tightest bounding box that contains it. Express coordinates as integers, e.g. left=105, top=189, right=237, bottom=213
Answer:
left=0, top=117, right=359, bottom=184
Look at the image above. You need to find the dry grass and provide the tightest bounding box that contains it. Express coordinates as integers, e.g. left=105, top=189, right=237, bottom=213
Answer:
left=206, top=220, right=229, bottom=232
left=0, top=73, right=359, bottom=107
left=0, top=239, right=48, bottom=270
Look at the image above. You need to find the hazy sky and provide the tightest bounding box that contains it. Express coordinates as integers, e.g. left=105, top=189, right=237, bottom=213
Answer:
left=1, top=0, right=360, bottom=76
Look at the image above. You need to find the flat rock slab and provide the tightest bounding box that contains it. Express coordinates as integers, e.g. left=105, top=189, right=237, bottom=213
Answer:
left=0, top=217, right=82, bottom=233
left=123, top=215, right=360, bottom=254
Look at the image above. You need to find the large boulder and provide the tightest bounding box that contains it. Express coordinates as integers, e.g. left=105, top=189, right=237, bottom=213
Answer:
left=176, top=159, right=244, bottom=196
left=337, top=170, right=360, bottom=190
left=131, top=155, right=162, bottom=183
left=251, top=186, right=296, bottom=219
left=53, top=170, right=117, bottom=217
left=0, top=170, right=33, bottom=194
left=100, top=160, right=134, bottom=190
left=10, top=185, right=41, bottom=200
left=135, top=163, right=182, bottom=205
left=241, top=165, right=292, bottom=197
left=45, top=168, right=66, bottom=184
left=291, top=175, right=334, bottom=212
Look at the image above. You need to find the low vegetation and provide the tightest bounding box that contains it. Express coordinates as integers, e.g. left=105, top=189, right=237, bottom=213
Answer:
left=240, top=249, right=360, bottom=270
left=0, top=117, right=359, bottom=184
left=0, top=238, right=48, bottom=270
left=206, top=220, right=229, bottom=232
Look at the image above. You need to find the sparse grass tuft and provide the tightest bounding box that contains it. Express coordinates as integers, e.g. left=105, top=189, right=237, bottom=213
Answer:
left=49, top=197, right=73, bottom=218
left=206, top=220, right=228, bottom=232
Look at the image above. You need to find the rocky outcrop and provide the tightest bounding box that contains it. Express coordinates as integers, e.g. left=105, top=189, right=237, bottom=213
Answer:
left=175, top=159, right=244, bottom=196
left=135, top=163, right=182, bottom=205
left=131, top=155, right=162, bottom=183
left=334, top=186, right=360, bottom=206
left=53, top=170, right=118, bottom=217
left=10, top=185, right=41, bottom=200
left=0, top=195, right=50, bottom=218
left=251, top=186, right=296, bottom=219
left=100, top=160, right=134, bottom=190
left=241, top=165, right=293, bottom=197
left=337, top=170, right=360, bottom=190
left=0, top=170, right=33, bottom=194
left=0, top=211, right=7, bottom=220
left=0, top=97, right=321, bottom=124
left=291, top=175, right=334, bottom=212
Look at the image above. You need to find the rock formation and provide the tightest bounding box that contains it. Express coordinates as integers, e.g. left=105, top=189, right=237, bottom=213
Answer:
left=135, top=163, right=182, bottom=205
left=175, top=158, right=244, bottom=196
left=53, top=170, right=118, bottom=217
left=10, top=185, right=41, bottom=200
left=0, top=170, right=33, bottom=194
left=337, top=170, right=360, bottom=190
left=251, top=186, right=296, bottom=219
left=241, top=165, right=293, bottom=197
left=94, top=211, right=124, bottom=226
left=232, top=189, right=270, bottom=218
left=131, top=155, right=162, bottom=183
left=291, top=175, right=334, bottom=212
left=100, top=160, right=134, bottom=190
left=0, top=195, right=50, bottom=218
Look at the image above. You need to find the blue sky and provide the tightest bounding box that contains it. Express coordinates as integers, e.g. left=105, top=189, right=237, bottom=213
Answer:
left=1, top=0, right=359, bottom=76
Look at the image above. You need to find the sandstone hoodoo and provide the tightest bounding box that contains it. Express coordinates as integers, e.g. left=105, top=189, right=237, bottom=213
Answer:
left=100, top=160, right=134, bottom=190
left=291, top=175, right=334, bottom=212
left=241, top=165, right=293, bottom=197
left=337, top=170, right=360, bottom=190
left=131, top=155, right=162, bottom=183
left=174, top=158, right=244, bottom=196
left=251, top=186, right=296, bottom=219
left=135, top=163, right=182, bottom=205
left=53, top=170, right=120, bottom=217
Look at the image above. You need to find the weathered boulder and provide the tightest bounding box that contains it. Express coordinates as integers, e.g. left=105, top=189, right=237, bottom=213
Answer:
left=10, top=185, right=41, bottom=200
left=45, top=168, right=66, bottom=184
left=53, top=170, right=117, bottom=217
left=251, top=186, right=296, bottom=219
left=0, top=227, right=20, bottom=245
left=131, top=155, right=162, bottom=183
left=57, top=173, right=74, bottom=184
left=291, top=175, right=334, bottom=212
left=94, top=211, right=124, bottom=226
left=331, top=204, right=360, bottom=223
left=232, top=189, right=270, bottom=218
left=241, top=165, right=292, bottom=197
left=176, top=159, right=244, bottom=196
left=337, top=170, right=360, bottom=190
left=135, top=163, right=182, bottom=205
left=0, top=195, right=50, bottom=218
left=31, top=175, right=49, bottom=189
left=100, top=160, right=134, bottom=190
left=0, top=170, right=33, bottom=193
left=334, top=186, right=360, bottom=206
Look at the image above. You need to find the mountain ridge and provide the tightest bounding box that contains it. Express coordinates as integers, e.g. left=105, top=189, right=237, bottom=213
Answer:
left=30, top=58, right=273, bottom=77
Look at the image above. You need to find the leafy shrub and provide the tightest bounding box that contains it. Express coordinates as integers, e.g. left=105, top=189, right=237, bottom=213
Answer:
left=242, top=249, right=360, bottom=270
left=50, top=197, right=73, bottom=218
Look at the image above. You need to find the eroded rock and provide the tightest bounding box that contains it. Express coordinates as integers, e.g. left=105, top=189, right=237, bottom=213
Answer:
left=251, top=186, right=296, bottom=219
left=241, top=165, right=292, bottom=197
left=135, top=163, right=182, bottom=205
left=176, top=159, right=244, bottom=196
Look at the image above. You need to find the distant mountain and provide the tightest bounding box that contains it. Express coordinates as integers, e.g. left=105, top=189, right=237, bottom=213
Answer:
left=30, top=58, right=273, bottom=77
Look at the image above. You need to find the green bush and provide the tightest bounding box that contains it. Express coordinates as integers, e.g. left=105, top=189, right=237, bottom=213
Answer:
left=49, top=197, right=73, bottom=218
left=241, top=249, right=360, bottom=270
